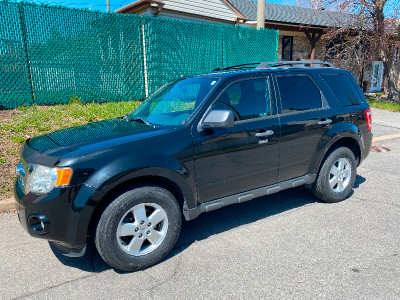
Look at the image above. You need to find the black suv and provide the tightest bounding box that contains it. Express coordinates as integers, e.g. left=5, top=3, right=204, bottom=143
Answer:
left=15, top=61, right=372, bottom=271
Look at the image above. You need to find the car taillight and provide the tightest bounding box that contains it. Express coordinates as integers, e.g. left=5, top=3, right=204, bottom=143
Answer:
left=365, top=109, right=372, bottom=131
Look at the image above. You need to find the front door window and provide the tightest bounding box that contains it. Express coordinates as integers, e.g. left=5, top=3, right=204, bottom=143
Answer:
left=212, top=78, right=271, bottom=121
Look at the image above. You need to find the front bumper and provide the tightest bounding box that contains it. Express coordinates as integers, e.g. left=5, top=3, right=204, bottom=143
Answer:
left=15, top=180, right=98, bottom=250
left=49, top=241, right=87, bottom=258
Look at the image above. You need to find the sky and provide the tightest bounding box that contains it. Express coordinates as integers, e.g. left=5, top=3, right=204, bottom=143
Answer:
left=12, top=0, right=292, bottom=12
left=11, top=0, right=398, bottom=15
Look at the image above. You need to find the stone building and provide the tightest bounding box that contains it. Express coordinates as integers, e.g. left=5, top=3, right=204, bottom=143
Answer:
left=116, top=0, right=399, bottom=96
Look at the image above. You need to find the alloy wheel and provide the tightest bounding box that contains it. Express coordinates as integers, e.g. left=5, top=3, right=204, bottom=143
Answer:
left=116, top=203, right=169, bottom=256
left=329, top=157, right=352, bottom=193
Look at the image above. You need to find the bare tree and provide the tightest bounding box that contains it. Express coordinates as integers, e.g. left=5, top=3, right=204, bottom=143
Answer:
left=296, top=0, right=352, bottom=11
left=298, top=0, right=400, bottom=100
left=296, top=0, right=326, bottom=9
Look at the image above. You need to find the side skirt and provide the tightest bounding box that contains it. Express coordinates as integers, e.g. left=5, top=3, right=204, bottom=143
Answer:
left=183, top=174, right=316, bottom=221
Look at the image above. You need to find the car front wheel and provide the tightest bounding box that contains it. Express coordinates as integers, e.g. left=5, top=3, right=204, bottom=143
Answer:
left=95, top=184, right=182, bottom=272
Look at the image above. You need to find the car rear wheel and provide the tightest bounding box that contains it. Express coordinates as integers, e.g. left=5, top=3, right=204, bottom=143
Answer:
left=312, top=146, right=357, bottom=203
left=95, top=184, right=182, bottom=272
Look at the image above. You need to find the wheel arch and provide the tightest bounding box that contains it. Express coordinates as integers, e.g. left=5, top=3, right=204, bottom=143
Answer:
left=87, top=172, right=194, bottom=237
left=314, top=135, right=362, bottom=176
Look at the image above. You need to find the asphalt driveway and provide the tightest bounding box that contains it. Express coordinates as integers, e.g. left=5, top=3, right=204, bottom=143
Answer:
left=1, top=108, right=399, bottom=299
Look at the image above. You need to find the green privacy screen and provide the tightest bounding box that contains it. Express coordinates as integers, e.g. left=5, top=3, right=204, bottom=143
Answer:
left=0, top=1, right=279, bottom=109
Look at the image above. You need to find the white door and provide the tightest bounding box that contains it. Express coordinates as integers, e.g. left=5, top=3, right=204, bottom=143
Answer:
left=370, top=61, right=384, bottom=92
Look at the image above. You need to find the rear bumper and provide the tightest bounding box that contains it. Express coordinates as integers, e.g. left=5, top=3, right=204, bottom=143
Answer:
left=15, top=180, right=97, bottom=250
left=360, top=130, right=373, bottom=164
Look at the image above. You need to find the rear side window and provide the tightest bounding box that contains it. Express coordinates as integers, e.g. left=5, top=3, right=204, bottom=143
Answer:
left=321, top=74, right=362, bottom=106
left=276, top=75, right=322, bottom=113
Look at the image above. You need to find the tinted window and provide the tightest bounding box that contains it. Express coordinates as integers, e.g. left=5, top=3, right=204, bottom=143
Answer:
left=212, top=78, right=270, bottom=121
left=277, top=75, right=322, bottom=113
left=321, top=74, right=362, bottom=106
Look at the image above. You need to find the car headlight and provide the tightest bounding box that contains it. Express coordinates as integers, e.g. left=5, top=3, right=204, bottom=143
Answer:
left=26, top=164, right=72, bottom=195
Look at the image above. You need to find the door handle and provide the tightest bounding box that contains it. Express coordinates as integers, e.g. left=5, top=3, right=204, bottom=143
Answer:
left=318, top=118, right=332, bottom=126
left=255, top=130, right=274, bottom=138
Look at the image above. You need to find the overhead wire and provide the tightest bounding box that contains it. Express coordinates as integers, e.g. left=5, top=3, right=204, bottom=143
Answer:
left=113, top=0, right=129, bottom=10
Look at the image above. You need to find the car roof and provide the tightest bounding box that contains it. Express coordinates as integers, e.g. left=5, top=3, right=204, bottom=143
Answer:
left=193, top=65, right=348, bottom=81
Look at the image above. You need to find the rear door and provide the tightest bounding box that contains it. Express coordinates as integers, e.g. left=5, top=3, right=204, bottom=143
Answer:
left=192, top=75, right=280, bottom=203
left=274, top=71, right=338, bottom=181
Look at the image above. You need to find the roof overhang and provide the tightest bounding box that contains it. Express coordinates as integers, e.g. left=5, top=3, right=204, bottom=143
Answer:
left=116, top=0, right=245, bottom=23
left=115, top=0, right=164, bottom=14
left=263, top=21, right=365, bottom=36
left=221, top=0, right=247, bottom=21
left=264, top=21, right=327, bottom=33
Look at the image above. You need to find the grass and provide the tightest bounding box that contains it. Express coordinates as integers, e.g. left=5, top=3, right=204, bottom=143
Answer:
left=366, top=97, right=400, bottom=112
left=0, top=100, right=140, bottom=200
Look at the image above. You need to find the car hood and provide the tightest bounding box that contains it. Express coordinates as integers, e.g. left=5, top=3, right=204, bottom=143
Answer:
left=27, top=118, right=174, bottom=158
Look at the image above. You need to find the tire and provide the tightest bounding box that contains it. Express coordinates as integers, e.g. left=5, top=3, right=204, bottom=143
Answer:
left=312, top=146, right=357, bottom=203
left=95, top=184, right=182, bottom=272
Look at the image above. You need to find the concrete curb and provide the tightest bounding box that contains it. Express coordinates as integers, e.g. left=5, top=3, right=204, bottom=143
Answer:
left=0, top=197, right=18, bottom=213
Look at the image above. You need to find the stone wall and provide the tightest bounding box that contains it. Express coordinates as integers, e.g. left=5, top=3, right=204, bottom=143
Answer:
left=277, top=32, right=325, bottom=61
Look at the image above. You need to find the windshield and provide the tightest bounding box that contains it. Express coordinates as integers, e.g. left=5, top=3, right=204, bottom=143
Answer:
left=129, top=77, right=218, bottom=126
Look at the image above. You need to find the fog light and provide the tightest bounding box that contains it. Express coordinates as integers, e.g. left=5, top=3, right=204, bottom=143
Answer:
left=28, top=214, right=50, bottom=235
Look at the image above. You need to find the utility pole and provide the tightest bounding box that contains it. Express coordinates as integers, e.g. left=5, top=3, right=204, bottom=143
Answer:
left=257, top=0, right=265, bottom=29
left=106, top=0, right=110, bottom=12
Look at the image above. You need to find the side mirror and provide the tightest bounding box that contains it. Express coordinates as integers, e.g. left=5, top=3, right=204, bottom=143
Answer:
left=201, top=110, right=235, bottom=129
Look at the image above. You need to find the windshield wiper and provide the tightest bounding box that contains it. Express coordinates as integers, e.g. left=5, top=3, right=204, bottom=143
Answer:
left=123, top=114, right=152, bottom=126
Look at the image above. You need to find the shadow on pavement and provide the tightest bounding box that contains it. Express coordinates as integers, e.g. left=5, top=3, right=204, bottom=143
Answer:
left=51, top=176, right=367, bottom=273
left=354, top=174, right=366, bottom=188
left=49, top=239, right=110, bottom=273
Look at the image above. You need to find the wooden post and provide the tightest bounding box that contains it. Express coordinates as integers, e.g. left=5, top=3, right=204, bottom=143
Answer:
left=305, top=32, right=323, bottom=61
left=310, top=46, right=316, bottom=61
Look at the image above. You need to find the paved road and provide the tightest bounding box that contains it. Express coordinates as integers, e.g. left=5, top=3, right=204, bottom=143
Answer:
left=1, top=108, right=400, bottom=299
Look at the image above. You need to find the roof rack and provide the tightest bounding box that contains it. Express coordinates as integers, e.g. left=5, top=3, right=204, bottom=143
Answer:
left=212, top=63, right=260, bottom=72
left=256, top=60, right=336, bottom=69
left=212, top=60, right=336, bottom=72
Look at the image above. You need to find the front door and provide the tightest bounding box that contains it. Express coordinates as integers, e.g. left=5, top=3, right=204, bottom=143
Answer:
left=370, top=61, right=384, bottom=92
left=193, top=76, right=280, bottom=203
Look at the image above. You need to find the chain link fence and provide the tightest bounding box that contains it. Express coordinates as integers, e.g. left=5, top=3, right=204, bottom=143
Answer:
left=0, top=1, right=279, bottom=109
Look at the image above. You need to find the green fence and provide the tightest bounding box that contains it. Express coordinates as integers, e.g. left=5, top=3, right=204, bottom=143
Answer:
left=0, top=1, right=279, bottom=109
